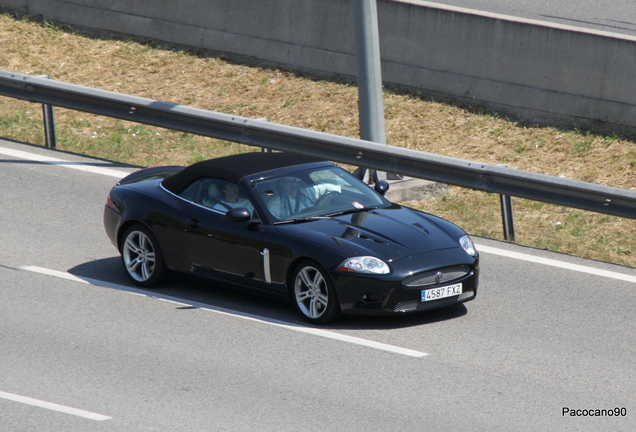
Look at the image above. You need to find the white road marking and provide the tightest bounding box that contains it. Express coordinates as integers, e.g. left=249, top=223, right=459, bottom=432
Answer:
left=19, top=266, right=429, bottom=358
left=0, top=146, right=129, bottom=179
left=475, top=243, right=636, bottom=284
left=0, top=390, right=111, bottom=421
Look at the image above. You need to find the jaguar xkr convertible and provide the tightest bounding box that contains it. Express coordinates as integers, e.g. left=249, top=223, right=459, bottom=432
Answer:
left=104, top=152, right=479, bottom=324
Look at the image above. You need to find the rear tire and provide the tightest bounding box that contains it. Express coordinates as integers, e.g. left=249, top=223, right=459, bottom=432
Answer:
left=120, top=224, right=166, bottom=288
left=291, top=260, right=341, bottom=325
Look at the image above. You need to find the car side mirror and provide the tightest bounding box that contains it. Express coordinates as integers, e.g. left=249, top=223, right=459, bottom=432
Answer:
left=374, top=180, right=390, bottom=196
left=226, top=207, right=252, bottom=222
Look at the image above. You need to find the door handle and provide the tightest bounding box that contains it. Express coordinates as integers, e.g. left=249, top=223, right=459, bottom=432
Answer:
left=187, top=219, right=201, bottom=229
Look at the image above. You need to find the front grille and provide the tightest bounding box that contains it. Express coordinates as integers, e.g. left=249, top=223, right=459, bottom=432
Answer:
left=402, top=265, right=471, bottom=288
left=394, top=290, right=475, bottom=313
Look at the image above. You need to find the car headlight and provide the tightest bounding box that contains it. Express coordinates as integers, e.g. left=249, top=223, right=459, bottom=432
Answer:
left=337, top=256, right=390, bottom=274
left=459, top=235, right=478, bottom=257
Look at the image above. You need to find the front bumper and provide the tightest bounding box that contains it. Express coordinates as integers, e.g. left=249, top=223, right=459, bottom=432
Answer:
left=332, top=249, right=479, bottom=315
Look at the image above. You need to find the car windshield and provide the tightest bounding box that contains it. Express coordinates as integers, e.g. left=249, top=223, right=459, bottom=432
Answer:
left=251, top=165, right=389, bottom=223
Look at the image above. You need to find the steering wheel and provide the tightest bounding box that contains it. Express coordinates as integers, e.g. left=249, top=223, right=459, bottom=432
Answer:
left=315, top=191, right=341, bottom=206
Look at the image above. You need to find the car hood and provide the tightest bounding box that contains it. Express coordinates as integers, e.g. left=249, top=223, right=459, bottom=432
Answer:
left=275, top=206, right=465, bottom=261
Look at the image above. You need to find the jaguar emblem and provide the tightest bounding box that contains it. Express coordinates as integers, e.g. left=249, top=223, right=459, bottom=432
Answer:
left=435, top=271, right=443, bottom=283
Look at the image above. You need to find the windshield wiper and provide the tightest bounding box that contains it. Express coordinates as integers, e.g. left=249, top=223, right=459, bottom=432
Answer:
left=274, top=216, right=332, bottom=225
left=274, top=205, right=382, bottom=224
left=326, top=206, right=378, bottom=217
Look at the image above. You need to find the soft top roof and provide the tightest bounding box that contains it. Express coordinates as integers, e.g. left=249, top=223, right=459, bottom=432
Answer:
left=162, top=152, right=326, bottom=194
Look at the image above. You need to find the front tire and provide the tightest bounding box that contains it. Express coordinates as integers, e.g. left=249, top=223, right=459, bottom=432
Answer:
left=120, top=224, right=166, bottom=288
left=291, top=260, right=341, bottom=324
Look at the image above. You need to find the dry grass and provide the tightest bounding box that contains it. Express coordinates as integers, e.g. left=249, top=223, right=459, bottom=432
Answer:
left=1, top=13, right=635, bottom=267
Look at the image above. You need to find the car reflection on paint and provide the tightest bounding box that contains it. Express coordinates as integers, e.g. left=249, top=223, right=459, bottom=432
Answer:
left=104, top=152, right=479, bottom=324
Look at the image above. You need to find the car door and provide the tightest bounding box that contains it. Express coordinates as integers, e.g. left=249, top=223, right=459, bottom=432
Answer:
left=177, top=179, right=264, bottom=285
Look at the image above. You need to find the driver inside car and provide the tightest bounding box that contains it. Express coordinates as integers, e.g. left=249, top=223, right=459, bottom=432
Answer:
left=267, top=177, right=340, bottom=219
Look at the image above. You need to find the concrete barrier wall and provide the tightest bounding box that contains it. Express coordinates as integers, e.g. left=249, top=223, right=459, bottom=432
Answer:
left=2, top=0, right=635, bottom=132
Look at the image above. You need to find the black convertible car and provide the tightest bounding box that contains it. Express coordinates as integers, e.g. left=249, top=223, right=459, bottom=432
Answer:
left=104, top=152, right=479, bottom=324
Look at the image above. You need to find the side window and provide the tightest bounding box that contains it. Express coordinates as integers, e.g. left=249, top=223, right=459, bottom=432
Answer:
left=180, top=178, right=254, bottom=215
left=179, top=180, right=204, bottom=202
left=201, top=180, right=224, bottom=209
left=178, top=178, right=221, bottom=208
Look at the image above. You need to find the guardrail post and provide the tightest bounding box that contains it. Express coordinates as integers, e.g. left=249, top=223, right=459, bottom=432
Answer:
left=257, top=118, right=270, bottom=152
left=35, top=75, right=57, bottom=149
left=42, top=103, right=57, bottom=149
left=500, top=194, right=515, bottom=242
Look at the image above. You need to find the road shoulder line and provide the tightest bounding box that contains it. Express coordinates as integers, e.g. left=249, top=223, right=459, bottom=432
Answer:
left=19, top=266, right=429, bottom=359
left=0, top=390, right=111, bottom=421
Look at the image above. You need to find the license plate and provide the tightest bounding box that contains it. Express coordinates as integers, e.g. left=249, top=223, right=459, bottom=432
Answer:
left=422, top=283, right=462, bottom=302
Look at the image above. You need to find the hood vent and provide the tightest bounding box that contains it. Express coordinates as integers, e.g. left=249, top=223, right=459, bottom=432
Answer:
left=345, top=232, right=383, bottom=243
left=413, top=223, right=430, bottom=235
left=359, top=234, right=384, bottom=243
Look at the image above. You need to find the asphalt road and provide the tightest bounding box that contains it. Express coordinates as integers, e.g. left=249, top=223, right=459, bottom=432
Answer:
left=429, top=0, right=636, bottom=36
left=1, top=139, right=635, bottom=431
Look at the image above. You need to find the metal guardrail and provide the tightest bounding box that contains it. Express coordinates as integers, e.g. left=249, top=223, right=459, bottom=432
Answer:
left=2, top=70, right=636, bottom=238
